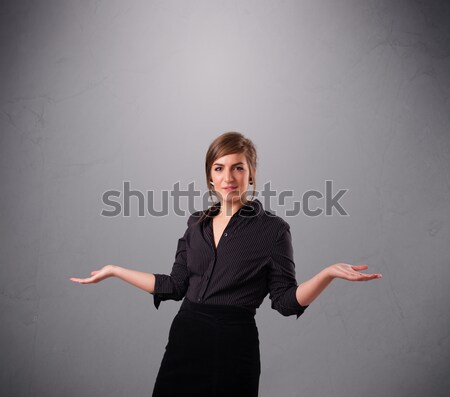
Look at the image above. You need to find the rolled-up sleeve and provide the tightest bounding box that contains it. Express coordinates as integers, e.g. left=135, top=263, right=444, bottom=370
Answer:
left=267, top=224, right=309, bottom=319
left=151, top=218, right=192, bottom=310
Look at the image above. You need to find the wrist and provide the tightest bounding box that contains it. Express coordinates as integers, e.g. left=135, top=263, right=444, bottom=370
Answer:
left=322, top=266, right=335, bottom=281
left=109, top=265, right=121, bottom=277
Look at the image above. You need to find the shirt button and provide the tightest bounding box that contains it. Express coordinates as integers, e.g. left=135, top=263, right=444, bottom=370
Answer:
left=197, top=298, right=201, bottom=302
left=224, top=232, right=228, bottom=236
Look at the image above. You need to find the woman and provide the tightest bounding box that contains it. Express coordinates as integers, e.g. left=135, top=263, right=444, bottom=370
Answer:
left=70, top=132, right=382, bottom=397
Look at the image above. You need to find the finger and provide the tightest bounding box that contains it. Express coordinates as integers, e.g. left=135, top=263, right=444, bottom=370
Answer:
left=70, top=277, right=86, bottom=283
left=351, top=264, right=368, bottom=270
left=340, top=264, right=368, bottom=277
left=357, top=272, right=383, bottom=278
left=70, top=276, right=95, bottom=283
left=70, top=278, right=83, bottom=282
left=356, top=273, right=380, bottom=281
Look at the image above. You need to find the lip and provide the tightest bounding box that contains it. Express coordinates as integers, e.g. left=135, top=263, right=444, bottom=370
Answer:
left=223, top=186, right=238, bottom=191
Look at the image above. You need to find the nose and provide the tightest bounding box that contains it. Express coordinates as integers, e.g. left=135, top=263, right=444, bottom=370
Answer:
left=224, top=168, right=234, bottom=183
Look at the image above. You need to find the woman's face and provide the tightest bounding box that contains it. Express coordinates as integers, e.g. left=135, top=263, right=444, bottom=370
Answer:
left=210, top=153, right=253, bottom=208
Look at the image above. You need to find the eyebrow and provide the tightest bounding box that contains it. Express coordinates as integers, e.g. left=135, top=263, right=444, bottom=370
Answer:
left=213, top=162, right=245, bottom=166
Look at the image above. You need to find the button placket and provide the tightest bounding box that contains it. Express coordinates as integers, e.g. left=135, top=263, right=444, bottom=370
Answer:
left=198, top=210, right=239, bottom=303
left=198, top=220, right=217, bottom=303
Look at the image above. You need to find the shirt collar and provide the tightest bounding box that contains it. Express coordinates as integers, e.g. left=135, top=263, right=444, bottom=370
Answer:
left=209, top=198, right=262, bottom=218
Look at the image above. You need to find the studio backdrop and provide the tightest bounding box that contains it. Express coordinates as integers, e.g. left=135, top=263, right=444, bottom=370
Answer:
left=1, top=1, right=449, bottom=396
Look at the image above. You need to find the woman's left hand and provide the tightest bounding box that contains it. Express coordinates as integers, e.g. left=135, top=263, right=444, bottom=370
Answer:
left=326, top=264, right=383, bottom=281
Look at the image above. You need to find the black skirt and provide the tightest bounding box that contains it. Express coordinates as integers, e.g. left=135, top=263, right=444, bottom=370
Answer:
left=151, top=297, right=261, bottom=397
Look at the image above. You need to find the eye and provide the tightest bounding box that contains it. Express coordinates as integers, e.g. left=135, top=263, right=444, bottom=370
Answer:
left=213, top=166, right=245, bottom=172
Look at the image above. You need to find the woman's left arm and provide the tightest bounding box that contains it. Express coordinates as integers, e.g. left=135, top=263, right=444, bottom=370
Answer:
left=296, top=264, right=383, bottom=307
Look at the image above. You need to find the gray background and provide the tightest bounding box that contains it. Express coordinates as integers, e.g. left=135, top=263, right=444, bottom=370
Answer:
left=1, top=1, right=449, bottom=396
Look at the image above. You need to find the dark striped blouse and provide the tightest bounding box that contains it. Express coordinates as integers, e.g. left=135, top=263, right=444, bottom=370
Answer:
left=151, top=198, right=309, bottom=319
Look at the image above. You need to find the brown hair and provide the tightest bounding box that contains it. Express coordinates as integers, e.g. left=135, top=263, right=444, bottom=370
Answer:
left=195, top=131, right=258, bottom=223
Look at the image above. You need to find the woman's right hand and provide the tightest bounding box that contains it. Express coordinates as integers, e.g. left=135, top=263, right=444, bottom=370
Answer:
left=70, top=265, right=117, bottom=284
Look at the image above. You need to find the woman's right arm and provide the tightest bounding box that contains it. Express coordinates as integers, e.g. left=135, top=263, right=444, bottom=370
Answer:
left=70, top=213, right=199, bottom=302
left=70, top=265, right=156, bottom=294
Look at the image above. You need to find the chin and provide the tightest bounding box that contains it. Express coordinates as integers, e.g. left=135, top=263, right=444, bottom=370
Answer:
left=219, top=191, right=239, bottom=201
left=229, top=193, right=248, bottom=203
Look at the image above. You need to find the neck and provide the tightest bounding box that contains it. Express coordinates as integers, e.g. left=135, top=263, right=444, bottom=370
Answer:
left=218, top=199, right=246, bottom=218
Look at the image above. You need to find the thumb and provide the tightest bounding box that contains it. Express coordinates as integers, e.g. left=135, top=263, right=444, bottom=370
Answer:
left=351, top=264, right=368, bottom=270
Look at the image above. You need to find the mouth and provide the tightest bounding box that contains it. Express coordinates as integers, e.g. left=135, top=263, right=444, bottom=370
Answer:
left=223, top=186, right=238, bottom=191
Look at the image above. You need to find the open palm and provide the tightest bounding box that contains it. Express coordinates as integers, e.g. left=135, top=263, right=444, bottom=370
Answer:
left=70, top=265, right=115, bottom=284
left=329, top=264, right=383, bottom=281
